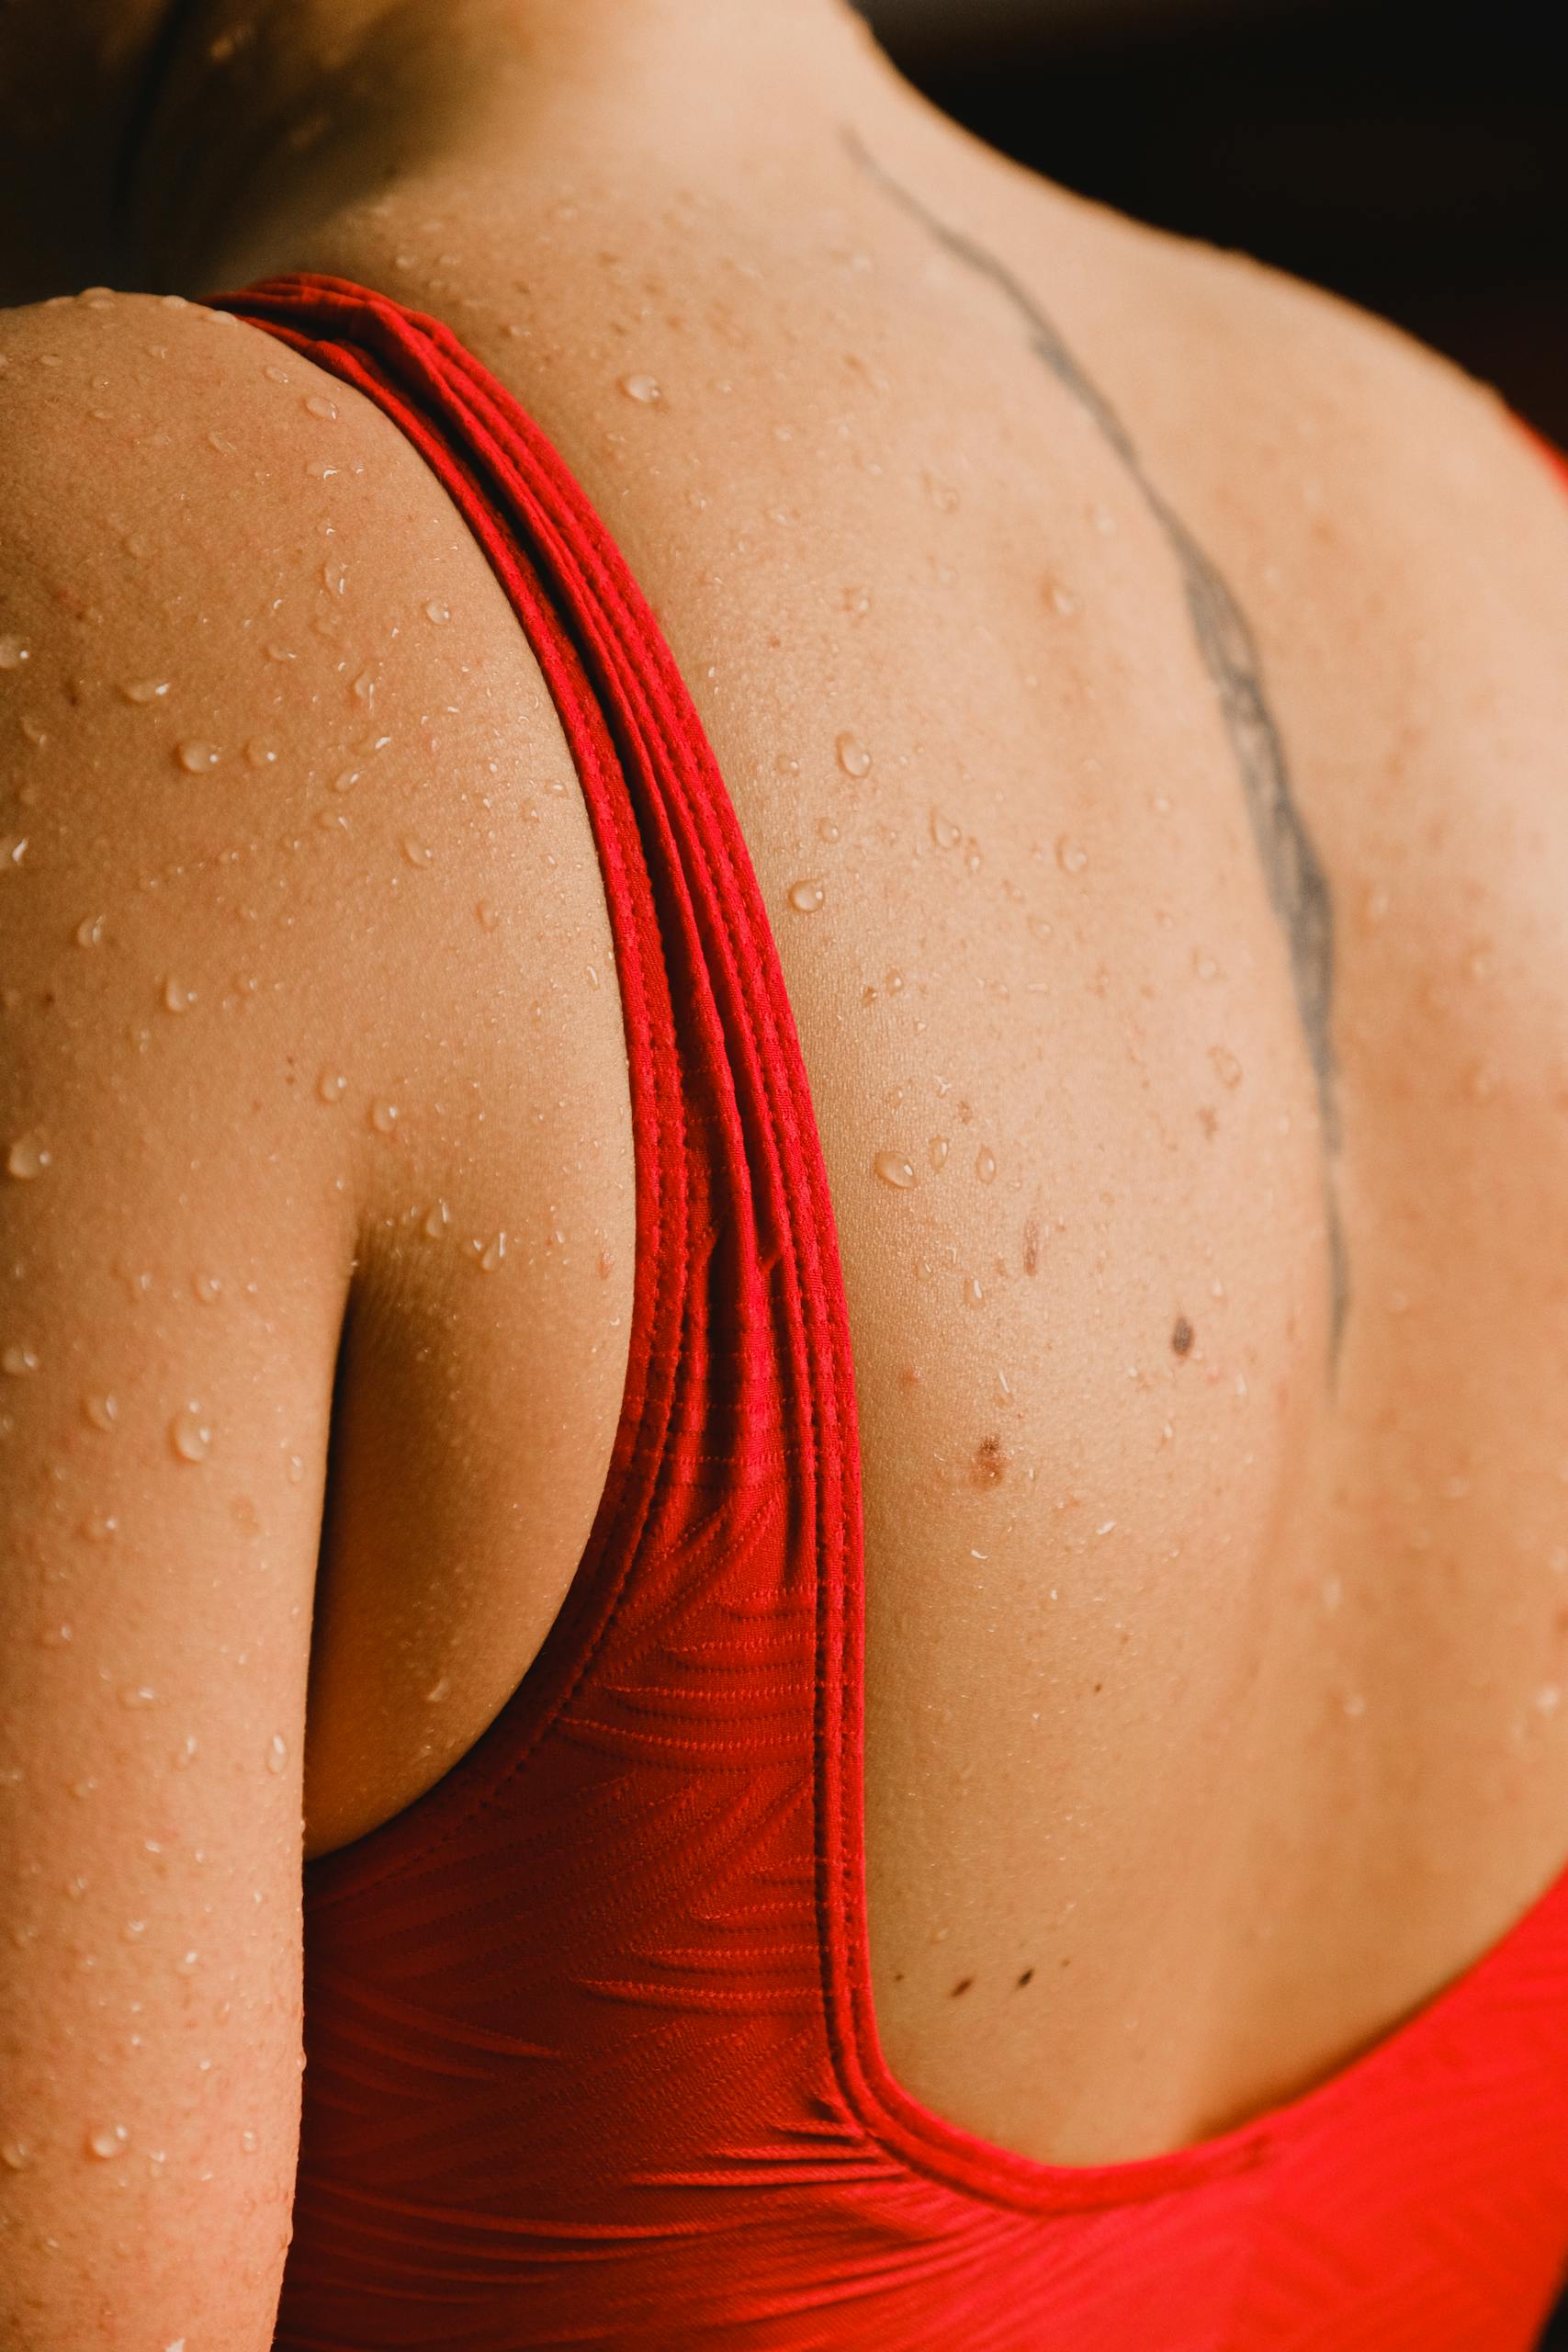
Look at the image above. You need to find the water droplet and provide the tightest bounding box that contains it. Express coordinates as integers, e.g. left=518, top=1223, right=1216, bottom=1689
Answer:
left=39, top=1623, right=73, bottom=1647
left=619, top=372, right=662, bottom=404
left=1209, top=1046, right=1243, bottom=1089
left=303, top=393, right=337, bottom=421
left=264, top=363, right=290, bottom=385
left=423, top=597, right=450, bottom=625
left=425, top=1676, right=451, bottom=1704
left=873, top=1150, right=917, bottom=1190
left=265, top=1733, right=288, bottom=1775
left=476, top=898, right=500, bottom=931
left=422, top=1199, right=449, bottom=1239
left=80, top=1511, right=118, bottom=1543
left=928, top=1135, right=949, bottom=1170
left=6, top=1131, right=51, bottom=1179
left=175, top=741, right=220, bottom=774
left=0, top=832, right=28, bottom=873
left=239, top=2126, right=258, bottom=2153
left=976, top=1146, right=997, bottom=1183
left=835, top=731, right=871, bottom=778
left=3, top=1343, right=39, bottom=1376
left=1, top=2138, right=34, bottom=2169
left=964, top=1274, right=984, bottom=1306
left=75, top=912, right=107, bottom=948
left=0, top=635, right=30, bottom=670
left=787, top=877, right=825, bottom=913
left=118, top=678, right=169, bottom=705
left=930, top=809, right=961, bottom=851
left=169, top=1408, right=211, bottom=1464
left=162, top=976, right=195, bottom=1013
left=1055, top=835, right=1089, bottom=875
left=316, top=1069, right=347, bottom=1104
left=479, top=1233, right=506, bottom=1272
left=174, top=1949, right=199, bottom=1973
left=1045, top=580, right=1078, bottom=616
left=817, top=817, right=840, bottom=845
left=400, top=835, right=433, bottom=868
left=244, top=738, right=277, bottom=768
left=83, top=1392, right=118, bottom=1430
left=192, top=1270, right=222, bottom=1305
left=87, top=2123, right=130, bottom=2160
left=122, top=1917, right=146, bottom=1940
left=119, top=1685, right=158, bottom=1708
left=369, top=1099, right=400, bottom=1135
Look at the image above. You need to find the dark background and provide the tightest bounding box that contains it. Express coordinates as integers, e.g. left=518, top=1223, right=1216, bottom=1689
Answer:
left=861, top=0, right=1568, bottom=446
left=861, top=3, right=1568, bottom=2338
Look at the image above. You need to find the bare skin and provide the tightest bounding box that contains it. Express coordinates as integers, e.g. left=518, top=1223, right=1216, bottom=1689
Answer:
left=6, top=1, right=1568, bottom=2336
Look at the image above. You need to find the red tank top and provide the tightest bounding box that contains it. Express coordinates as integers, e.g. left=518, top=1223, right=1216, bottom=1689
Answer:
left=209, top=273, right=1568, bottom=2351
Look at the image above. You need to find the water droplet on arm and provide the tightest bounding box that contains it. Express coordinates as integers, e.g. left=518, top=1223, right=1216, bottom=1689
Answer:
left=930, top=810, right=961, bottom=851
left=836, top=732, right=871, bottom=778
left=0, top=635, right=30, bottom=670
left=0, top=833, right=28, bottom=871
left=6, top=1131, right=51, bottom=1180
left=619, top=372, right=662, bottom=404
left=118, top=678, right=169, bottom=705
left=175, top=741, right=220, bottom=774
left=3, top=1343, right=40, bottom=1375
left=787, top=878, right=825, bottom=913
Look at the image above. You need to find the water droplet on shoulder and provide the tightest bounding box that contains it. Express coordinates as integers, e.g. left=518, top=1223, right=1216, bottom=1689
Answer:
left=169, top=1407, right=211, bottom=1464
left=0, top=633, right=31, bottom=669
left=835, top=731, right=871, bottom=778
left=787, top=878, right=825, bottom=913
left=873, top=1150, right=917, bottom=1191
left=175, top=741, right=220, bottom=774
left=619, top=372, right=661, bottom=404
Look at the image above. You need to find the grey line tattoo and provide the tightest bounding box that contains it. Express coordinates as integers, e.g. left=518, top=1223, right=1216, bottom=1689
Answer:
left=843, top=126, right=1349, bottom=1366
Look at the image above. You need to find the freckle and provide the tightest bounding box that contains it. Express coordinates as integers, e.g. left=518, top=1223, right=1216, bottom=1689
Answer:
left=1022, top=1216, right=1040, bottom=1275
left=951, top=1976, right=974, bottom=1997
left=1171, top=1316, right=1194, bottom=1356
left=972, top=1434, right=1007, bottom=1487
left=1016, top=1968, right=1034, bottom=1988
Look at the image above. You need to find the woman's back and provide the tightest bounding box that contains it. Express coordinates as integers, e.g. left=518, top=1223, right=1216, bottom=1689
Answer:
left=6, top=3, right=1568, bottom=2342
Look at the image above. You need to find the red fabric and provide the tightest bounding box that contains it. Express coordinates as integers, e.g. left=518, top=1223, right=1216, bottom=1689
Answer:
left=208, top=273, right=1568, bottom=2350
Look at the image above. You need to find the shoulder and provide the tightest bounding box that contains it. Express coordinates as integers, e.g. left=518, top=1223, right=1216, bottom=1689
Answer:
left=0, top=282, right=605, bottom=1221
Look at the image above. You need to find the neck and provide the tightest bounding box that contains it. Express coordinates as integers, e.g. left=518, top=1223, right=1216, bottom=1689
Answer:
left=114, top=0, right=883, bottom=296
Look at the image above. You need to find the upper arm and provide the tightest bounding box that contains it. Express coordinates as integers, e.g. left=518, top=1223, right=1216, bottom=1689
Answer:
left=0, top=293, right=376, bottom=2347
